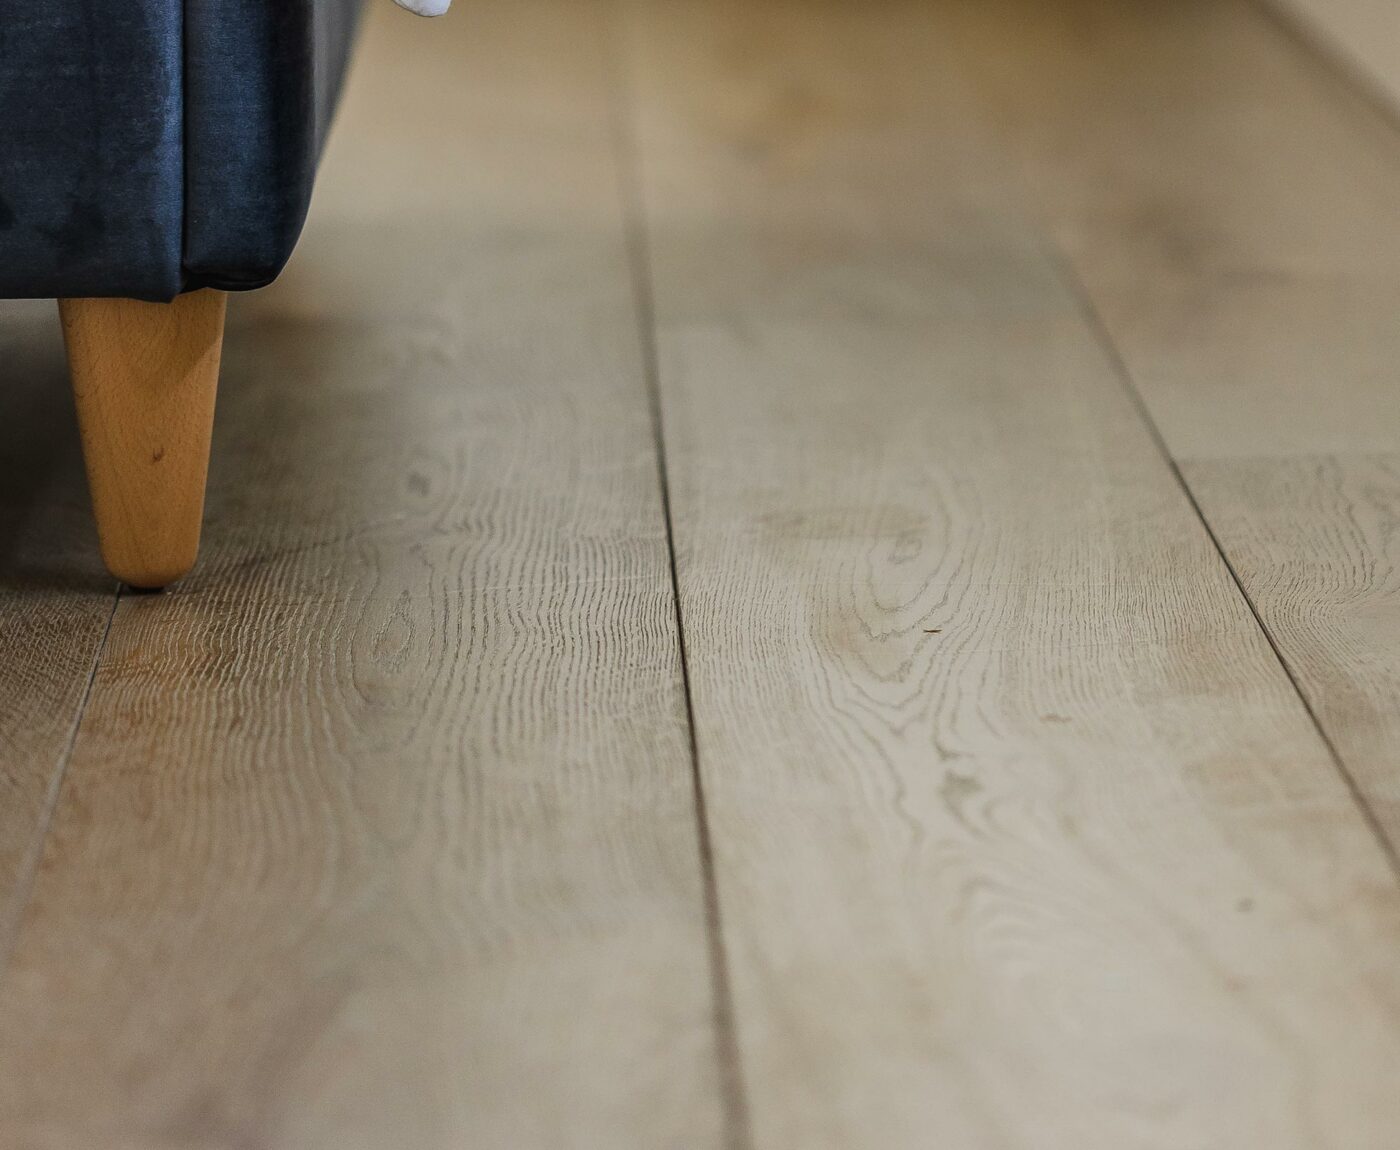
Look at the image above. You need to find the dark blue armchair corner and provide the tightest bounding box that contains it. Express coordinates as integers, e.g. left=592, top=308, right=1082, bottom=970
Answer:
left=0, top=0, right=364, bottom=589
left=0, top=0, right=363, bottom=301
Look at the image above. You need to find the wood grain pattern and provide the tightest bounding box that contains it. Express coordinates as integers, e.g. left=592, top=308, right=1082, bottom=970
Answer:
left=620, top=1, right=1400, bottom=1145
left=0, top=301, right=117, bottom=950
left=61, top=290, right=226, bottom=589
left=0, top=4, right=722, bottom=1148
left=949, top=0, right=1400, bottom=847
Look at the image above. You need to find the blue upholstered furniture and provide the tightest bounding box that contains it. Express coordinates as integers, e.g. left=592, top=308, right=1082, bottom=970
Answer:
left=0, top=0, right=363, bottom=587
left=0, top=0, right=362, bottom=299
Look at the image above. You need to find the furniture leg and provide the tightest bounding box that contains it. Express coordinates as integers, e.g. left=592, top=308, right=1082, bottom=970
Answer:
left=59, top=290, right=226, bottom=589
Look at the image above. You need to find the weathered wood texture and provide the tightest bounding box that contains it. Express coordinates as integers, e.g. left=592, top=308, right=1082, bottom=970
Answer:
left=0, top=302, right=116, bottom=950
left=7, top=1, right=1400, bottom=1148
left=621, top=1, right=1400, bottom=1146
left=0, top=3, right=722, bottom=1148
left=61, top=290, right=227, bottom=589
left=952, top=0, right=1400, bottom=845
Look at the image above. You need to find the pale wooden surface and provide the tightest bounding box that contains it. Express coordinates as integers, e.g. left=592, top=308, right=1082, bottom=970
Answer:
left=4, top=0, right=1400, bottom=1147
left=953, top=0, right=1400, bottom=847
left=0, top=3, right=722, bottom=1148
left=621, top=0, right=1400, bottom=1146
left=1273, top=0, right=1400, bottom=116
left=0, top=303, right=117, bottom=951
left=61, top=290, right=227, bottom=589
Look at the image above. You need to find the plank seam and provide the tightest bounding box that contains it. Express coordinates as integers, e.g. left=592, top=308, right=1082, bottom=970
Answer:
left=1049, top=251, right=1400, bottom=885
left=597, top=5, right=755, bottom=1148
left=0, top=585, right=121, bottom=974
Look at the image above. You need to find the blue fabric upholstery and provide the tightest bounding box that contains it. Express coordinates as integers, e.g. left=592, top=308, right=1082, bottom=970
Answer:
left=0, top=0, right=362, bottom=302
left=0, top=1, right=184, bottom=300
left=184, top=0, right=362, bottom=291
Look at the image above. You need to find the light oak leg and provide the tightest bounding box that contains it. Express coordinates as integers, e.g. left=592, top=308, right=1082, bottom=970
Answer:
left=59, top=290, right=226, bottom=589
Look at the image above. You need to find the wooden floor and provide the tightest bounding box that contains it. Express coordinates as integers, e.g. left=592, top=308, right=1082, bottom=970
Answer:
left=4, top=0, right=1400, bottom=1146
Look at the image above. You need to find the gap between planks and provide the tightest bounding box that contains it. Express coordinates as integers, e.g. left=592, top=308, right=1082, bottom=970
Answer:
left=0, top=589, right=119, bottom=973
left=1047, top=252, right=1400, bottom=885
left=599, top=3, right=755, bottom=1147
left=949, top=0, right=1400, bottom=876
left=621, top=0, right=1400, bottom=1145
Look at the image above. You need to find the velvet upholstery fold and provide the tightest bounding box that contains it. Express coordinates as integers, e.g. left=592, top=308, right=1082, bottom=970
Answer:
left=183, top=0, right=363, bottom=292
left=0, top=0, right=363, bottom=301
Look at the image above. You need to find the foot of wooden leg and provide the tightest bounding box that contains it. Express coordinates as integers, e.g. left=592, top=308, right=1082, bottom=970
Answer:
left=59, top=290, right=226, bottom=590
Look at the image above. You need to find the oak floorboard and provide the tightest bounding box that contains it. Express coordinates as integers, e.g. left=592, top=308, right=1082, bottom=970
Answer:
left=952, top=0, right=1400, bottom=845
left=0, top=4, right=722, bottom=1148
left=0, top=301, right=115, bottom=943
left=620, top=1, right=1400, bottom=1146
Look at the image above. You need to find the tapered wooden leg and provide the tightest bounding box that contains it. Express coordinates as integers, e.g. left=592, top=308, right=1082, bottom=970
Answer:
left=59, top=290, right=226, bottom=589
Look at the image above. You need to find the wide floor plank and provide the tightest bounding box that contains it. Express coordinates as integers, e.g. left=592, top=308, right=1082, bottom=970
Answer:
left=0, top=303, right=115, bottom=943
left=0, top=5, right=723, bottom=1148
left=952, top=0, right=1400, bottom=844
left=621, top=1, right=1400, bottom=1146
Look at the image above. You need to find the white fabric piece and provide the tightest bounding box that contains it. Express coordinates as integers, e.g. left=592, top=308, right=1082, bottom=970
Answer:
left=394, top=0, right=450, bottom=14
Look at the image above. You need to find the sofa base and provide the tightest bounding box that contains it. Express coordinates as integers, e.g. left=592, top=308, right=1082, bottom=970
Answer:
left=59, top=291, right=226, bottom=590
